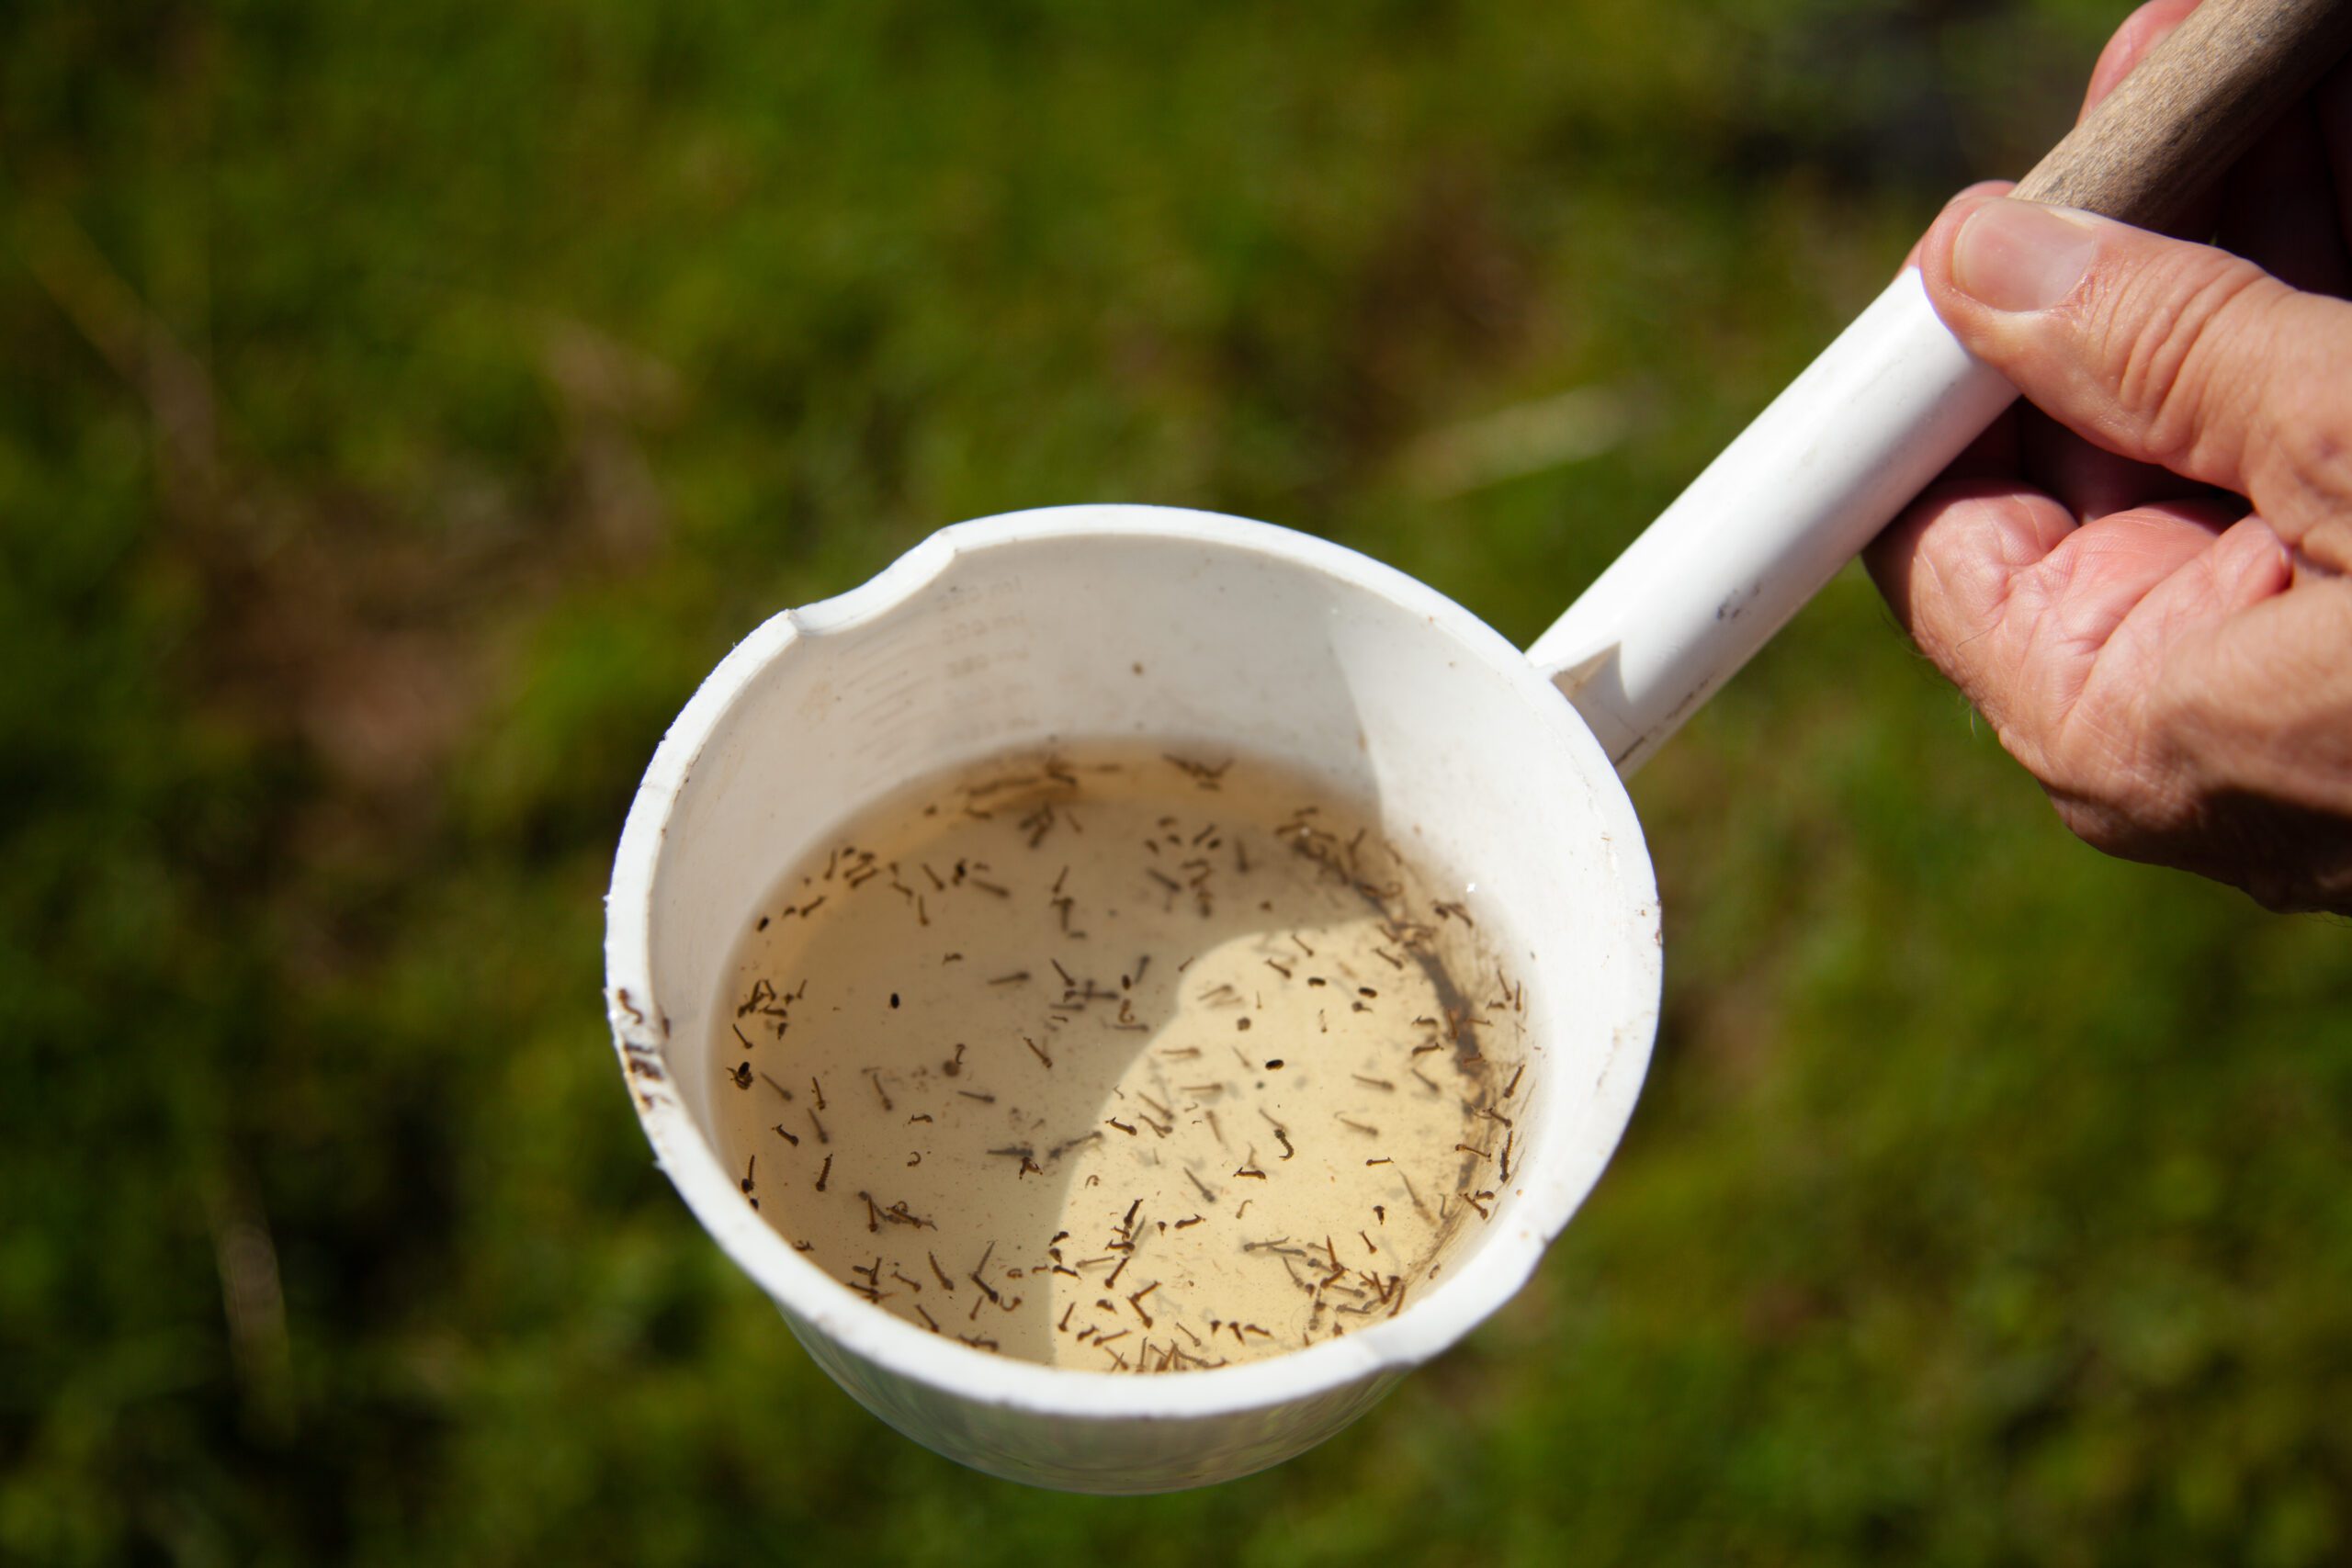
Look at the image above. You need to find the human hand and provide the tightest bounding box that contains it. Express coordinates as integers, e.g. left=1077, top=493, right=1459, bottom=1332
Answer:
left=1864, top=0, right=2352, bottom=913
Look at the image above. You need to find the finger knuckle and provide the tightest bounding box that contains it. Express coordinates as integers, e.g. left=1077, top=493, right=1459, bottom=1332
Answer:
left=2098, top=258, right=2275, bottom=472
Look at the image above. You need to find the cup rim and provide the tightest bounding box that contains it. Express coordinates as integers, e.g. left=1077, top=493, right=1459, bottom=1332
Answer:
left=604, top=503, right=1661, bottom=1421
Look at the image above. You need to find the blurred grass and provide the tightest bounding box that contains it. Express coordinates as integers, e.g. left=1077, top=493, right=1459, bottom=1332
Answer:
left=6, top=0, right=2351, bottom=1562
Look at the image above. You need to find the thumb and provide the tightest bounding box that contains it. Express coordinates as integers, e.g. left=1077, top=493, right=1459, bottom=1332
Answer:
left=1918, top=191, right=2352, bottom=566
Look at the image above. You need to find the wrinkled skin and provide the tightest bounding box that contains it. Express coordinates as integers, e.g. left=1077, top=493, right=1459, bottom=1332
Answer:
left=1866, top=0, right=2352, bottom=912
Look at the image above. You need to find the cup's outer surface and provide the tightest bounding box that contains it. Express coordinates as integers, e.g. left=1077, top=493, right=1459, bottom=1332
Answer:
left=604, top=506, right=1662, bottom=1491
left=793, top=1306, right=1408, bottom=1493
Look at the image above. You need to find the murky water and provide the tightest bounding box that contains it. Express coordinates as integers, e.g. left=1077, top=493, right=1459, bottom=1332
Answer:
left=712, top=744, right=1526, bottom=1372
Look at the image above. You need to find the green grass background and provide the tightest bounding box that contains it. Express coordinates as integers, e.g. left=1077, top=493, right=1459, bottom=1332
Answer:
left=7, top=0, right=2351, bottom=1562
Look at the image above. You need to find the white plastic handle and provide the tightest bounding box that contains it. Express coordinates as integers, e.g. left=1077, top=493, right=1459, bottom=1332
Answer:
left=1526, top=270, right=2015, bottom=775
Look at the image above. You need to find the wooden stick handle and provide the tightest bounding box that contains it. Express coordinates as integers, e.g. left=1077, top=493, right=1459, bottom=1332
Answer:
left=2015, top=0, right=2352, bottom=229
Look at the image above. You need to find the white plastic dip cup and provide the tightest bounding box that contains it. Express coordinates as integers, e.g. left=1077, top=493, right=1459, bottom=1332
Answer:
left=604, top=265, right=2031, bottom=1492
left=607, top=505, right=1663, bottom=1491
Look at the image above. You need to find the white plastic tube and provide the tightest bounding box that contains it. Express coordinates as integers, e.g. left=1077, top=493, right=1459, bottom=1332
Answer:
left=1525, top=269, right=2017, bottom=774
